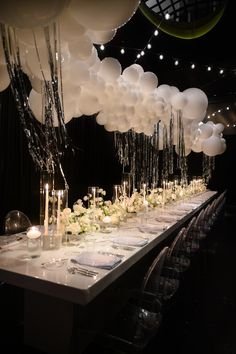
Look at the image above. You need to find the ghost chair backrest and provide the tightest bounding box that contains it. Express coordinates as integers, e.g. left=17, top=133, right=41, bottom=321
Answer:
left=142, top=246, right=170, bottom=297
left=4, top=210, right=31, bottom=235
left=167, top=227, right=190, bottom=274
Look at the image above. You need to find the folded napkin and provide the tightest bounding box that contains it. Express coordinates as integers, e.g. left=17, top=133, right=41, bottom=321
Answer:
left=71, top=252, right=122, bottom=270
left=111, top=236, right=148, bottom=247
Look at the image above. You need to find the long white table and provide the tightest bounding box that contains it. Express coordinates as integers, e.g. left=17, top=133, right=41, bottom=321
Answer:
left=0, top=190, right=217, bottom=353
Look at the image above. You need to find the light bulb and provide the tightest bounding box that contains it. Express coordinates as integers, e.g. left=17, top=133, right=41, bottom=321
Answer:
left=159, top=54, right=164, bottom=60
left=100, top=44, right=105, bottom=50
left=154, top=29, right=159, bottom=36
left=120, top=48, right=125, bottom=54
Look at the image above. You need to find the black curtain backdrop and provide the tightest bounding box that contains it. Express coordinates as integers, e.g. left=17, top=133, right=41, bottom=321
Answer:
left=0, top=86, right=235, bottom=234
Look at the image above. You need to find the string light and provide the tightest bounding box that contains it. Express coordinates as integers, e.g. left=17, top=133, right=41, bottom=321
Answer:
left=96, top=25, right=236, bottom=105
left=206, top=103, right=236, bottom=128
left=208, top=104, right=235, bottom=118
left=98, top=41, right=233, bottom=77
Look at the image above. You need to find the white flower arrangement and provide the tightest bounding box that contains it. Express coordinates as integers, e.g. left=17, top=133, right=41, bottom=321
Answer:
left=60, top=180, right=207, bottom=235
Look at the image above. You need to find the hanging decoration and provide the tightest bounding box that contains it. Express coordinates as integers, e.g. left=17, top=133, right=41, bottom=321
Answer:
left=0, top=23, right=70, bottom=191
left=0, top=0, right=227, bottom=196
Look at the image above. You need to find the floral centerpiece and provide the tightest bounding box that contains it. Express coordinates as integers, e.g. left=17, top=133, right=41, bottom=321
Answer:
left=60, top=199, right=100, bottom=236
left=59, top=180, right=207, bottom=237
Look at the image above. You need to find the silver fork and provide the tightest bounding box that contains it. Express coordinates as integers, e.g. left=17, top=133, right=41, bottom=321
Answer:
left=67, top=266, right=98, bottom=277
left=112, top=244, right=136, bottom=251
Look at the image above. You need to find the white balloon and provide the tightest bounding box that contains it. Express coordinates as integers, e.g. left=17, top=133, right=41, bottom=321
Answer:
left=28, top=88, right=74, bottom=125
left=83, top=72, right=105, bottom=93
left=69, top=0, right=140, bottom=31
left=170, top=86, right=179, bottom=95
left=16, top=27, right=46, bottom=47
left=104, top=123, right=117, bottom=132
left=0, top=40, right=6, bottom=65
left=143, top=125, right=154, bottom=136
left=59, top=9, right=86, bottom=42
left=87, top=29, right=117, bottom=44
left=202, top=135, right=223, bottom=156
left=90, top=57, right=101, bottom=73
left=220, top=138, right=227, bottom=154
left=0, top=0, right=69, bottom=29
left=86, top=46, right=98, bottom=67
left=25, top=45, right=51, bottom=80
left=171, top=92, right=188, bottom=110
left=29, top=75, right=44, bottom=94
left=98, top=57, right=121, bottom=82
left=183, top=109, right=207, bottom=121
left=175, top=145, right=191, bottom=156
left=77, top=88, right=101, bottom=116
left=198, top=123, right=213, bottom=139
left=122, top=66, right=139, bottom=84
left=156, top=84, right=172, bottom=103
left=0, top=64, right=10, bottom=92
left=69, top=34, right=93, bottom=60
left=206, top=120, right=215, bottom=126
left=139, top=71, right=158, bottom=92
left=68, top=60, right=91, bottom=84
left=130, top=63, right=144, bottom=76
left=96, top=111, right=107, bottom=125
left=183, top=88, right=208, bottom=118
left=214, top=123, right=224, bottom=134
left=125, top=90, right=138, bottom=105
left=191, top=138, right=203, bottom=153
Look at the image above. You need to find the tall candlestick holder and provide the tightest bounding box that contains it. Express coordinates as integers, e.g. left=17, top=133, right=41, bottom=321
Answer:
left=113, top=184, right=122, bottom=203
left=121, top=172, right=132, bottom=198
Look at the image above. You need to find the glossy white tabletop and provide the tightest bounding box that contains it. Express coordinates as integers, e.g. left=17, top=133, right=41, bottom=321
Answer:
left=0, top=190, right=217, bottom=305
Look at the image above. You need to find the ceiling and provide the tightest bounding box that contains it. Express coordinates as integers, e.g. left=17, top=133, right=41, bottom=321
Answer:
left=97, top=0, right=236, bottom=132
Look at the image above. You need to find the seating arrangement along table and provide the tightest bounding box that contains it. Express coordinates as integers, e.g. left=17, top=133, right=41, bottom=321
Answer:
left=0, top=190, right=217, bottom=354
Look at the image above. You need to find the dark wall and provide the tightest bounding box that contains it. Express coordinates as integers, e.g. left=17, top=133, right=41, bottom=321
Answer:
left=1, top=86, right=236, bottom=234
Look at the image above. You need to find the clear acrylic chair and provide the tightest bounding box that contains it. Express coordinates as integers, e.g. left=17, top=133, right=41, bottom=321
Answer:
left=3, top=210, right=31, bottom=235
left=184, top=216, right=200, bottom=254
left=167, top=227, right=191, bottom=274
left=142, top=246, right=180, bottom=303
left=98, top=247, right=170, bottom=352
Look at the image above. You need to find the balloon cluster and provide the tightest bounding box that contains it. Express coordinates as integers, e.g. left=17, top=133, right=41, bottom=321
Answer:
left=0, top=0, right=226, bottom=159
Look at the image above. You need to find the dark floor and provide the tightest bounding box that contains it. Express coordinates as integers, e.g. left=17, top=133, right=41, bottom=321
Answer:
left=1, top=204, right=236, bottom=354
